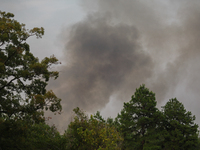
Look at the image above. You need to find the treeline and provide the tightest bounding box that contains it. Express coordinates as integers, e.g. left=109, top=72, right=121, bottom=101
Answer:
left=1, top=85, right=200, bottom=150
left=62, top=85, right=200, bottom=150
left=0, top=11, right=199, bottom=150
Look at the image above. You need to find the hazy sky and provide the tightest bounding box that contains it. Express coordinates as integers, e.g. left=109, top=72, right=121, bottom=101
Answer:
left=1, top=0, right=85, bottom=59
left=1, top=0, right=200, bottom=132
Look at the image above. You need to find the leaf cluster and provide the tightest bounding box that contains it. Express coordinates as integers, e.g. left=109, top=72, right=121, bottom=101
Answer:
left=64, top=107, right=123, bottom=150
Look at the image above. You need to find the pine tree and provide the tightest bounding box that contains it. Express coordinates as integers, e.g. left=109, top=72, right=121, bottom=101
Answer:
left=162, top=98, right=199, bottom=149
left=117, top=84, right=162, bottom=150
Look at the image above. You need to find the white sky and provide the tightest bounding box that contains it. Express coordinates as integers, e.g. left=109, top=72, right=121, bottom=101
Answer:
left=0, top=0, right=85, bottom=59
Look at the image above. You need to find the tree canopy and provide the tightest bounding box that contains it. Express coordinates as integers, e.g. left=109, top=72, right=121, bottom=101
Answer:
left=64, top=107, right=123, bottom=150
left=116, top=85, right=199, bottom=149
left=162, top=98, right=199, bottom=149
left=0, top=11, right=62, bottom=149
left=0, top=11, right=61, bottom=123
left=116, top=84, right=163, bottom=149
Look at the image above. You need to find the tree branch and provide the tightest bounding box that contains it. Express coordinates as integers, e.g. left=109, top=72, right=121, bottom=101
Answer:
left=0, top=77, right=18, bottom=91
left=0, top=42, right=5, bottom=47
left=17, top=78, right=26, bottom=88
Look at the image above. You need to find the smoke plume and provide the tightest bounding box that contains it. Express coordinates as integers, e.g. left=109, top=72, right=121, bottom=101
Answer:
left=48, top=0, right=200, bottom=131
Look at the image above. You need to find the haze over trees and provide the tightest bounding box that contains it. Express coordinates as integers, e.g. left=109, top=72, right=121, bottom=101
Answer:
left=0, top=11, right=199, bottom=150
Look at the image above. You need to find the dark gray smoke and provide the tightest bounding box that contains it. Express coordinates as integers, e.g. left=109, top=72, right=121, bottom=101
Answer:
left=48, top=13, right=154, bottom=130
left=48, top=0, right=200, bottom=131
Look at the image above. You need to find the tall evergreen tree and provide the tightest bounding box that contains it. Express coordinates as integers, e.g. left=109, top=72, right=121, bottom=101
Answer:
left=117, top=84, right=162, bottom=150
left=162, top=98, right=199, bottom=149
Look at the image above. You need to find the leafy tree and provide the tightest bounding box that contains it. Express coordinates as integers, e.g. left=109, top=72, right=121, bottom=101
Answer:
left=64, top=107, right=123, bottom=150
left=117, top=84, right=163, bottom=150
left=162, top=98, right=199, bottom=149
left=0, top=11, right=62, bottom=149
left=0, top=11, right=61, bottom=122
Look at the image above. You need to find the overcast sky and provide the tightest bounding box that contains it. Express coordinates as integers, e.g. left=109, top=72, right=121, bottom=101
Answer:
left=1, top=0, right=85, bottom=59
left=1, top=0, right=200, bottom=132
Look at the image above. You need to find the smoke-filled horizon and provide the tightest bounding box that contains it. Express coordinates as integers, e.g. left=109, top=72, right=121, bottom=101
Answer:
left=47, top=0, right=200, bottom=132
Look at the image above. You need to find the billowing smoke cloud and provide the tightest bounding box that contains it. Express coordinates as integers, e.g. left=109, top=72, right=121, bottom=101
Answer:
left=48, top=13, right=154, bottom=130
left=48, top=0, right=200, bottom=131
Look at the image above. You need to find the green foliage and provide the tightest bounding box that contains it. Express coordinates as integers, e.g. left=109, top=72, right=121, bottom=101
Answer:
left=162, top=98, right=199, bottom=149
left=0, top=11, right=61, bottom=122
left=0, top=119, right=65, bottom=150
left=64, top=107, right=123, bottom=150
left=0, top=118, right=30, bottom=149
left=117, top=84, right=163, bottom=149
left=116, top=85, right=199, bottom=150
left=0, top=11, right=62, bottom=150
left=26, top=123, right=65, bottom=150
